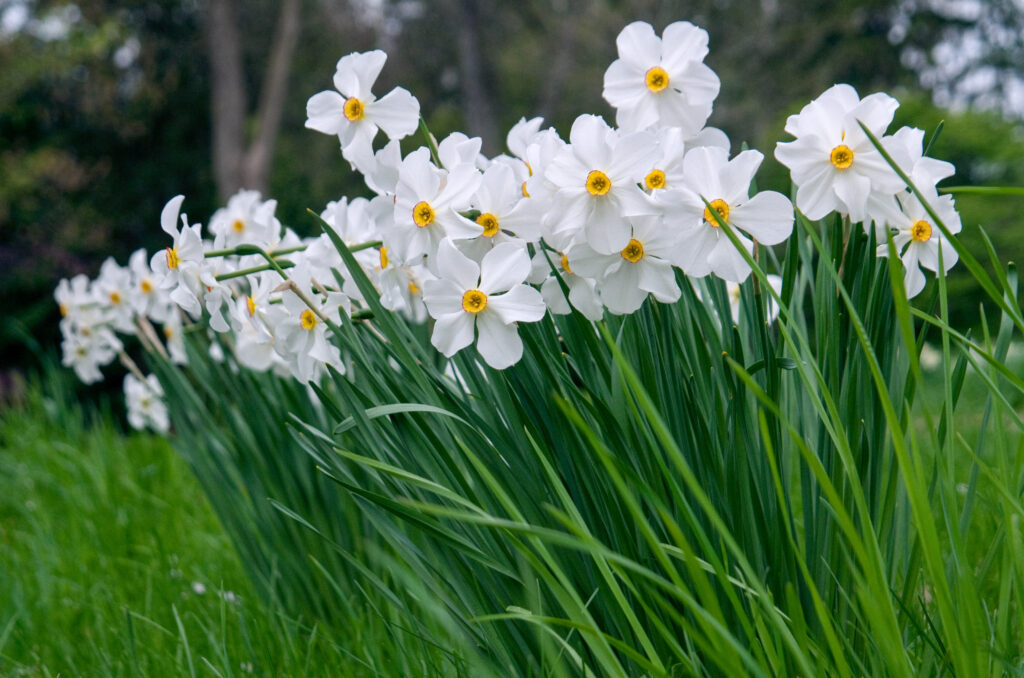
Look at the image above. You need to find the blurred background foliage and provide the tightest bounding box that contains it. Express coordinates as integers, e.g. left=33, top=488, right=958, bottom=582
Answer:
left=2, top=0, right=1023, bottom=372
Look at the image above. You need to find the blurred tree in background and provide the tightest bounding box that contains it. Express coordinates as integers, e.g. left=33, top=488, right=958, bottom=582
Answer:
left=2, top=0, right=1022, bottom=372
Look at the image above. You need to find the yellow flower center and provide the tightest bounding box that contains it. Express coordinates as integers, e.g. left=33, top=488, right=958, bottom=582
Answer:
left=165, top=247, right=180, bottom=270
left=413, top=201, right=435, bottom=228
left=586, top=170, right=611, bottom=196
left=59, top=303, right=68, bottom=317
left=461, top=289, right=488, bottom=314
left=476, top=212, right=500, bottom=237
left=521, top=181, right=530, bottom=198
left=645, top=66, right=670, bottom=92
left=232, top=219, right=245, bottom=233
left=620, top=238, right=644, bottom=263
left=379, top=246, right=390, bottom=269
left=524, top=161, right=533, bottom=177
left=911, top=220, right=932, bottom=243
left=140, top=279, right=153, bottom=294
left=408, top=280, right=421, bottom=295
left=644, top=169, right=666, bottom=190
left=163, top=326, right=173, bottom=339
left=246, top=295, right=256, bottom=316
left=703, top=199, right=730, bottom=227
left=830, top=144, right=854, bottom=170
left=343, top=97, right=365, bottom=121
left=560, top=253, right=573, bottom=274
left=300, top=309, right=318, bottom=331
left=109, top=291, right=122, bottom=305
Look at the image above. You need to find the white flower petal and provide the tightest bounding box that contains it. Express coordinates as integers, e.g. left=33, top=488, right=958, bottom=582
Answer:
left=368, top=87, right=420, bottom=139
left=305, top=91, right=348, bottom=135
left=160, top=195, right=186, bottom=237
left=475, top=312, right=523, bottom=369
left=731, top=191, right=793, bottom=245
left=707, top=234, right=753, bottom=283
left=334, top=50, right=387, bottom=99
left=488, top=284, right=546, bottom=324
left=615, top=21, right=661, bottom=71
left=480, top=243, right=531, bottom=293
left=435, top=239, right=480, bottom=290
left=431, top=312, right=475, bottom=357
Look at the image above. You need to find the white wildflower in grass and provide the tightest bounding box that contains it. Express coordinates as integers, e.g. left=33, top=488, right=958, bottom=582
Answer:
left=877, top=189, right=962, bottom=298
left=527, top=250, right=604, bottom=321
left=566, top=215, right=683, bottom=315
left=423, top=240, right=545, bottom=369
left=545, top=114, right=657, bottom=254
left=668, top=146, right=793, bottom=282
left=209, top=190, right=281, bottom=250
left=774, top=84, right=908, bottom=223
left=305, top=50, right=420, bottom=170
left=124, top=373, right=170, bottom=433
left=150, top=195, right=212, bottom=317
left=388, top=147, right=481, bottom=265
left=603, top=20, right=720, bottom=134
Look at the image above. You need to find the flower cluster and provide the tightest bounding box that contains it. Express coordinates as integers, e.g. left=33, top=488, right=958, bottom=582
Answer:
left=774, top=84, right=961, bottom=296
left=55, top=20, right=962, bottom=432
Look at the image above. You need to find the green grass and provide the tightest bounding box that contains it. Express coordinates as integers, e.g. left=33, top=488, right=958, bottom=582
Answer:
left=0, top=369, right=359, bottom=677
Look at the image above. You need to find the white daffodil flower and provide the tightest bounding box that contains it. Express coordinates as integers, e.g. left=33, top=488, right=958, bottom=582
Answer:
left=545, top=114, right=658, bottom=254
left=422, top=240, right=545, bottom=370
left=603, top=21, right=721, bottom=134
left=54, top=274, right=92, bottom=323
left=61, top=324, right=121, bottom=384
left=273, top=288, right=349, bottom=383
left=527, top=250, right=604, bottom=321
left=305, top=50, right=420, bottom=170
left=93, top=257, right=136, bottom=334
left=126, top=248, right=172, bottom=324
left=667, top=147, right=793, bottom=283
left=387, top=147, right=481, bottom=265
left=124, top=373, right=170, bottom=433
left=774, top=84, right=909, bottom=223
left=567, top=215, right=683, bottom=315
left=877, top=189, right=961, bottom=298
left=452, top=163, right=540, bottom=261
left=150, top=195, right=212, bottom=317
left=209, top=190, right=281, bottom=250
left=377, top=254, right=430, bottom=324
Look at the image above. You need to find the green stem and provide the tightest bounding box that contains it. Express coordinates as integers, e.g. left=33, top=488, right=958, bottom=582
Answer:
left=215, top=260, right=295, bottom=281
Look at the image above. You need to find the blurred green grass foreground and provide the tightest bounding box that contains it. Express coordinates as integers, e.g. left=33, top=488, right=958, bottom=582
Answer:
left=0, top=369, right=365, bottom=677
